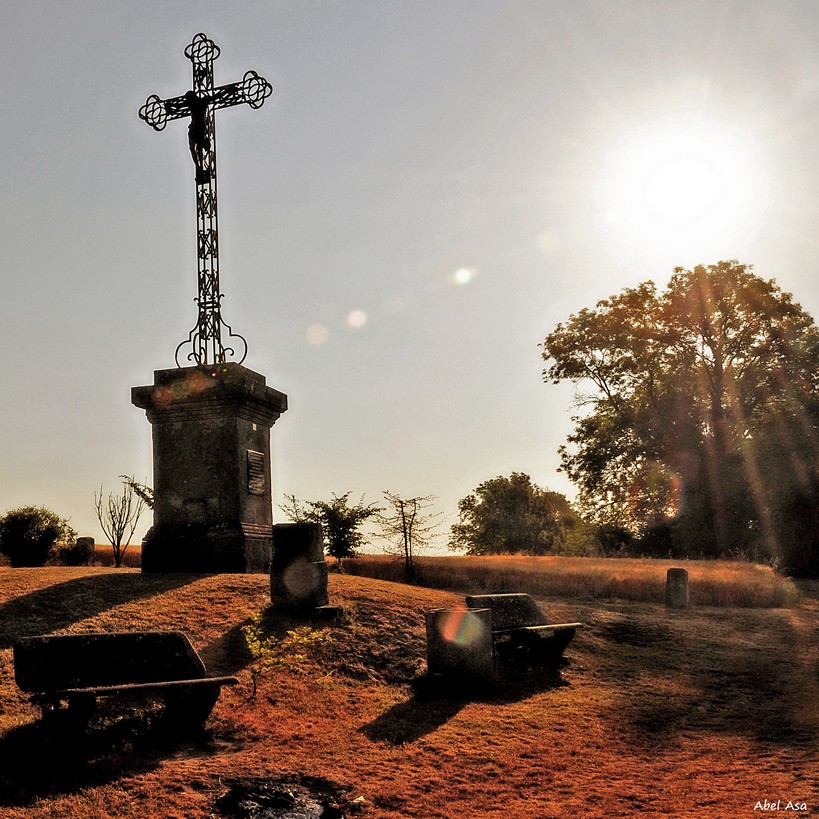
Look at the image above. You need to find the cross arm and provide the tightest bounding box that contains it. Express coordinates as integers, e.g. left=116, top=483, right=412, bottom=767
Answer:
left=138, top=71, right=272, bottom=132
left=209, top=71, right=273, bottom=111
left=138, top=93, right=188, bottom=131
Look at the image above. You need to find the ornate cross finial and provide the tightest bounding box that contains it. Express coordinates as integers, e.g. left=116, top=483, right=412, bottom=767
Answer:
left=139, top=33, right=272, bottom=367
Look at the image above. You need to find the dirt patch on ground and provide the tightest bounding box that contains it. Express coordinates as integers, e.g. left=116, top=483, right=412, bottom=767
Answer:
left=214, top=775, right=362, bottom=818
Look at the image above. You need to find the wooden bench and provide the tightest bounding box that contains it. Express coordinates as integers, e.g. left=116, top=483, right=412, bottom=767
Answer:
left=465, top=593, right=582, bottom=666
left=13, top=631, right=238, bottom=732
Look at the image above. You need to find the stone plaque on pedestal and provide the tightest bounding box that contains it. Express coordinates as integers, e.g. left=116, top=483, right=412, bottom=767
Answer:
left=132, top=363, right=287, bottom=573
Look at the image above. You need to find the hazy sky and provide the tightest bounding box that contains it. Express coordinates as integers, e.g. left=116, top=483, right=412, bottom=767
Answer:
left=1, top=0, right=817, bottom=544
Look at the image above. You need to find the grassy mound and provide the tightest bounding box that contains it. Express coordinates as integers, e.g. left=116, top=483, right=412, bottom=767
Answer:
left=0, top=567, right=816, bottom=818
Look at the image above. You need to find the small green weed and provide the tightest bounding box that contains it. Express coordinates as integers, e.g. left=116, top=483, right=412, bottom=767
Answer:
left=241, top=612, right=328, bottom=699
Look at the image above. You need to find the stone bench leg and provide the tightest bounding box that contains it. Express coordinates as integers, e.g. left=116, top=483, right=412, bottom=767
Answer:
left=164, top=684, right=221, bottom=731
left=526, top=628, right=576, bottom=665
left=41, top=692, right=96, bottom=734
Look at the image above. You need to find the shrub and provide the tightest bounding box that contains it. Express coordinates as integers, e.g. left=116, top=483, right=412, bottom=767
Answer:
left=449, top=473, right=579, bottom=556
left=280, top=492, right=380, bottom=562
left=49, top=536, right=96, bottom=566
left=0, top=506, right=77, bottom=567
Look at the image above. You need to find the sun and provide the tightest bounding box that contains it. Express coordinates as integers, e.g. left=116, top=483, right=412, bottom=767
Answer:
left=599, top=118, right=763, bottom=260
left=644, top=154, right=722, bottom=223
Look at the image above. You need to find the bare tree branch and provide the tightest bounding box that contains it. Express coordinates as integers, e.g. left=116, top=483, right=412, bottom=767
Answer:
left=94, top=480, right=147, bottom=567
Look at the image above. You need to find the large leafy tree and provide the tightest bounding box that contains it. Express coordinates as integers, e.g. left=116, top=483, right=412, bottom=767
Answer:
left=449, top=472, right=578, bottom=555
left=542, top=261, right=819, bottom=571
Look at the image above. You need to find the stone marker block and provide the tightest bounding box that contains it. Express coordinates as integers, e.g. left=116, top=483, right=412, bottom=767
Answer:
left=271, top=522, right=325, bottom=566
left=271, top=559, right=329, bottom=609
left=666, top=567, right=690, bottom=608
left=62, top=537, right=95, bottom=566
left=313, top=604, right=346, bottom=623
left=270, top=523, right=330, bottom=609
left=425, top=608, right=493, bottom=679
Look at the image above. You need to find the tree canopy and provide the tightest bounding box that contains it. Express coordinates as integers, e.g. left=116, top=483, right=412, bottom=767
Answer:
left=542, top=261, right=819, bottom=574
left=449, top=472, right=578, bottom=555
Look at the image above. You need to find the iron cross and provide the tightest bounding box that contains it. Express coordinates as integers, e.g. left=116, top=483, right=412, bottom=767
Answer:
left=139, top=33, right=273, bottom=367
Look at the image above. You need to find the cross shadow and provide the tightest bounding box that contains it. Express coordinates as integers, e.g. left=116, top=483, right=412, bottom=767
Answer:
left=198, top=605, right=327, bottom=677
left=199, top=621, right=255, bottom=676
left=0, top=573, right=199, bottom=648
left=361, top=662, right=570, bottom=746
left=598, top=610, right=819, bottom=749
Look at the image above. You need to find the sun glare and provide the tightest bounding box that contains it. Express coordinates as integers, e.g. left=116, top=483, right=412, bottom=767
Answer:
left=644, top=155, right=722, bottom=223
left=453, top=267, right=476, bottom=285
left=600, top=119, right=764, bottom=260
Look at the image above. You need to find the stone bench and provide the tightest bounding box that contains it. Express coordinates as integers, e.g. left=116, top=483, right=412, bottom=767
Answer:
left=465, top=593, right=583, bottom=666
left=13, top=631, right=238, bottom=732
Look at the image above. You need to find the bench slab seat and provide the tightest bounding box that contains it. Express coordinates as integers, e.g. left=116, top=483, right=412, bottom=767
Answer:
left=465, top=593, right=583, bottom=666
left=491, top=623, right=584, bottom=635
left=14, top=631, right=238, bottom=731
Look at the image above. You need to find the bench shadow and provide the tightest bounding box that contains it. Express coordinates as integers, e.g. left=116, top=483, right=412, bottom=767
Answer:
left=0, top=710, right=218, bottom=807
left=0, top=573, right=199, bottom=648
left=361, top=662, right=570, bottom=746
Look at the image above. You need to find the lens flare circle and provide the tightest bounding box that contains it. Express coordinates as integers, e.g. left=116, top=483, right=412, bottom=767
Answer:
left=346, top=309, right=367, bottom=328
left=438, top=609, right=487, bottom=647
left=453, top=267, right=475, bottom=285
left=306, top=324, right=329, bottom=346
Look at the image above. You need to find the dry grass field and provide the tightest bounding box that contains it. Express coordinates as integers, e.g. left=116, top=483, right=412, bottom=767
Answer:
left=0, top=566, right=816, bottom=818
left=346, top=554, right=803, bottom=608
left=92, top=545, right=142, bottom=569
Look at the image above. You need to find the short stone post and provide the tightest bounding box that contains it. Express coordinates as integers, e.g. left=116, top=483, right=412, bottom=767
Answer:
left=666, top=567, right=690, bottom=608
left=425, top=608, right=493, bottom=679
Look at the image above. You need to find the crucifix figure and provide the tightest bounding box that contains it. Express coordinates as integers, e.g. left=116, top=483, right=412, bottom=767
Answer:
left=184, top=89, right=214, bottom=181
left=139, top=33, right=273, bottom=366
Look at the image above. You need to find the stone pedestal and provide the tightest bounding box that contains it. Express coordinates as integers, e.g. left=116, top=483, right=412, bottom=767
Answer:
left=425, top=608, right=493, bottom=679
left=131, top=363, right=287, bottom=573
left=666, top=567, right=690, bottom=608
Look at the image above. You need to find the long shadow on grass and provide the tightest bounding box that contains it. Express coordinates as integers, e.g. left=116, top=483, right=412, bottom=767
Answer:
left=597, top=609, right=818, bottom=749
left=361, top=663, right=570, bottom=746
left=0, top=712, right=217, bottom=807
left=0, top=573, right=199, bottom=648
